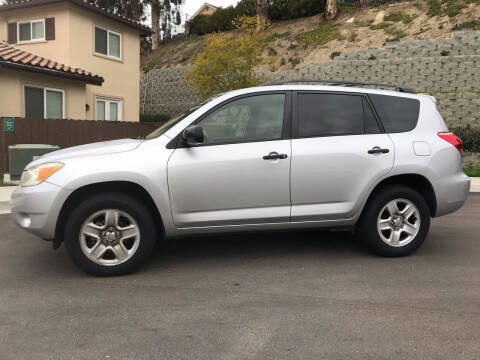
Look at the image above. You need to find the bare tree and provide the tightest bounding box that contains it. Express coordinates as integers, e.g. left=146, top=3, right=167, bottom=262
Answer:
left=255, top=0, right=268, bottom=31
left=325, top=0, right=338, bottom=21
left=149, top=0, right=183, bottom=50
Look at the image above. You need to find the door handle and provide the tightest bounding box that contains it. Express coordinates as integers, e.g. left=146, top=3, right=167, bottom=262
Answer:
left=368, top=146, right=390, bottom=154
left=263, top=152, right=288, bottom=160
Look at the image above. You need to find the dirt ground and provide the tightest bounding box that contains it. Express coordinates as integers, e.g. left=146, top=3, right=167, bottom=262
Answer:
left=141, top=0, right=480, bottom=71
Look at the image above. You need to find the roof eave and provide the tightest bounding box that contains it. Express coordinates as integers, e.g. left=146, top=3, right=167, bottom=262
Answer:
left=0, top=61, right=104, bottom=86
left=0, top=0, right=152, bottom=35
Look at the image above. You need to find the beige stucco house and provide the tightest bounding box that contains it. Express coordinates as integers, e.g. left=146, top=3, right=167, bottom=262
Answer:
left=0, top=0, right=151, bottom=121
left=190, top=3, right=218, bottom=19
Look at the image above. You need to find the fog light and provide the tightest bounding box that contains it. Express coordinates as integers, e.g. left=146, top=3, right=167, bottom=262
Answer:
left=18, top=213, right=32, bottom=228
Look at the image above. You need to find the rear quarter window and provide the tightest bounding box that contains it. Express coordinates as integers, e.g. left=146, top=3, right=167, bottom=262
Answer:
left=369, top=94, right=420, bottom=133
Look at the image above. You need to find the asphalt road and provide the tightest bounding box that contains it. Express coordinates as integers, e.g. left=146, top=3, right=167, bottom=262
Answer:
left=0, top=196, right=479, bottom=360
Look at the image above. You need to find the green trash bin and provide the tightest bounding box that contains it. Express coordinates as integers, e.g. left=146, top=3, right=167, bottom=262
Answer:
left=8, top=144, right=60, bottom=181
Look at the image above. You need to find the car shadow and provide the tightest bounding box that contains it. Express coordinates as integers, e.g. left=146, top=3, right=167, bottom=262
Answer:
left=145, top=229, right=370, bottom=270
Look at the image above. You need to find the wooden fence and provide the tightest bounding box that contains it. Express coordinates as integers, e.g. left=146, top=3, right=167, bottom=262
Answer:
left=0, top=117, right=161, bottom=174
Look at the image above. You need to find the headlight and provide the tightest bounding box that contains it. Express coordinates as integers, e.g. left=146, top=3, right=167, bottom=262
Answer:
left=20, top=162, right=64, bottom=187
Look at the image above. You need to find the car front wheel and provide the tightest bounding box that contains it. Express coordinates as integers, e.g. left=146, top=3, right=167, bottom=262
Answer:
left=64, top=193, right=156, bottom=276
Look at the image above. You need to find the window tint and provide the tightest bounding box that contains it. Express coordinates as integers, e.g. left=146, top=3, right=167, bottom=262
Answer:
left=95, top=27, right=108, bottom=55
left=364, top=98, right=381, bottom=134
left=198, top=94, right=285, bottom=144
left=297, top=93, right=364, bottom=137
left=369, top=94, right=420, bottom=133
left=25, top=86, right=44, bottom=118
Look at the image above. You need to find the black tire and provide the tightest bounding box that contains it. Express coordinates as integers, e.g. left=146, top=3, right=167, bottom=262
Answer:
left=357, top=185, right=430, bottom=257
left=64, top=192, right=157, bottom=276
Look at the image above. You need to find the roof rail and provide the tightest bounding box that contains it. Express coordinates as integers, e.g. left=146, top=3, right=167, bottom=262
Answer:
left=261, top=79, right=416, bottom=94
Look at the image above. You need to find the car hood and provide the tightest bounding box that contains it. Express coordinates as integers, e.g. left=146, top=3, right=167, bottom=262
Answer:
left=31, top=138, right=144, bottom=165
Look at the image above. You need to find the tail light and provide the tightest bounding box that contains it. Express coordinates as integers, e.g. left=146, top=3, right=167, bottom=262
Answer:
left=438, top=132, right=463, bottom=155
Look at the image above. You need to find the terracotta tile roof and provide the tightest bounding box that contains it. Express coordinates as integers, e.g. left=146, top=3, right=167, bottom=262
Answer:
left=0, top=0, right=152, bottom=34
left=0, top=42, right=104, bottom=85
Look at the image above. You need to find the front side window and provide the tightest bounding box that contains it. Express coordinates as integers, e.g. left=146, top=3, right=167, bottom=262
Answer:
left=197, top=94, right=285, bottom=145
left=95, top=26, right=121, bottom=59
left=24, top=86, right=64, bottom=119
left=18, top=20, right=45, bottom=42
left=297, top=93, right=364, bottom=137
left=96, top=97, right=122, bottom=121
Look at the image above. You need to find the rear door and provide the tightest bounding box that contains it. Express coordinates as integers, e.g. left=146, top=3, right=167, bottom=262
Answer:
left=290, top=91, right=395, bottom=222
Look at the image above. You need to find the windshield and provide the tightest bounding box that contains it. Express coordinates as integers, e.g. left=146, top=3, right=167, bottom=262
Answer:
left=145, top=94, right=223, bottom=140
left=145, top=106, right=201, bottom=140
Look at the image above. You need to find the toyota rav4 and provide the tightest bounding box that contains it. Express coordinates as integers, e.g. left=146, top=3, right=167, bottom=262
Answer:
left=11, top=81, right=470, bottom=276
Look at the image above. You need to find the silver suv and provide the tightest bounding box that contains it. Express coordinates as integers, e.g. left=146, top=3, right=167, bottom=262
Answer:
left=11, top=81, right=470, bottom=276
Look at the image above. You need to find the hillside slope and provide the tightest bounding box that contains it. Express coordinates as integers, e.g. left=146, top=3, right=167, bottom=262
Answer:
left=141, top=0, right=480, bottom=72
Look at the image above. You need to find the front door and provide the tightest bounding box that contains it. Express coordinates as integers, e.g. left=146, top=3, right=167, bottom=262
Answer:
left=168, top=92, right=292, bottom=228
left=290, top=91, right=395, bottom=222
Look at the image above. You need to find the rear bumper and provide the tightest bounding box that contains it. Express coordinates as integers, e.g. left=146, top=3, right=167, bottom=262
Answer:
left=10, top=181, right=71, bottom=240
left=433, top=172, right=470, bottom=217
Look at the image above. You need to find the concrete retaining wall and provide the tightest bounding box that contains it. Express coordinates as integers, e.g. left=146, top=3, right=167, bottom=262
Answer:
left=140, top=31, right=480, bottom=128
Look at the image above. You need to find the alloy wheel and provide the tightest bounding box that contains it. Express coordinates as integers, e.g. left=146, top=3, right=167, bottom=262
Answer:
left=377, top=198, right=421, bottom=247
left=79, top=209, right=140, bottom=266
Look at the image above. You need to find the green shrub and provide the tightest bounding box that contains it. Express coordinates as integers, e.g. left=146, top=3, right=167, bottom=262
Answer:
left=427, top=0, right=466, bottom=18
left=265, top=32, right=290, bottom=42
left=330, top=51, right=341, bottom=59
left=268, top=47, right=278, bottom=56
left=295, top=25, right=340, bottom=46
left=142, top=61, right=155, bottom=73
left=280, top=57, right=286, bottom=65
left=456, top=20, right=480, bottom=30
left=268, top=0, right=326, bottom=21
left=384, top=27, right=407, bottom=38
left=450, top=124, right=480, bottom=152
left=384, top=12, right=416, bottom=24
left=140, top=113, right=170, bottom=123
left=288, top=57, right=301, bottom=68
left=464, top=168, right=480, bottom=176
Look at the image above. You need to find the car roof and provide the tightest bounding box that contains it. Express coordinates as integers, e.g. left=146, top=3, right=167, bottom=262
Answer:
left=225, top=84, right=424, bottom=99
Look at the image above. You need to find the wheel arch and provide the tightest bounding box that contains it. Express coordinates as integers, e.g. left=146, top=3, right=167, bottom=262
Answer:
left=55, top=181, right=165, bottom=245
left=362, top=173, right=437, bottom=218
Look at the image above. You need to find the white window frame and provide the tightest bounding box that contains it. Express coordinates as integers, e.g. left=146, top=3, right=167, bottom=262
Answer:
left=18, top=19, right=45, bottom=43
left=24, top=84, right=65, bottom=119
left=95, top=96, right=123, bottom=121
left=94, top=25, right=122, bottom=60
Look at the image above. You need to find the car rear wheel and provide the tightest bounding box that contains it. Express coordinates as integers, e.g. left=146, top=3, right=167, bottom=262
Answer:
left=64, top=193, right=156, bottom=276
left=357, top=185, right=430, bottom=256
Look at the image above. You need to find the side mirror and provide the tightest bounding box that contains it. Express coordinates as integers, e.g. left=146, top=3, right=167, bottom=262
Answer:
left=182, top=125, right=204, bottom=146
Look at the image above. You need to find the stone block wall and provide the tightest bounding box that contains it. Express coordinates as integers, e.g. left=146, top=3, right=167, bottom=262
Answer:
left=140, top=31, right=480, bottom=128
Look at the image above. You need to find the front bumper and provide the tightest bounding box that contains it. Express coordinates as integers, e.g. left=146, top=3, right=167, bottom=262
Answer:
left=11, top=181, right=72, bottom=240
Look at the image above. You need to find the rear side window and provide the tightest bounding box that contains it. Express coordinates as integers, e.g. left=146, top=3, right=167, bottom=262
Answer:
left=297, top=93, right=364, bottom=137
left=369, top=94, right=420, bottom=133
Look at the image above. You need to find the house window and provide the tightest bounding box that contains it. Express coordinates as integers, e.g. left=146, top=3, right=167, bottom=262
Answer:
left=18, top=20, right=45, bottom=42
left=24, top=85, right=64, bottom=119
left=95, top=26, right=121, bottom=59
left=96, top=97, right=122, bottom=121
